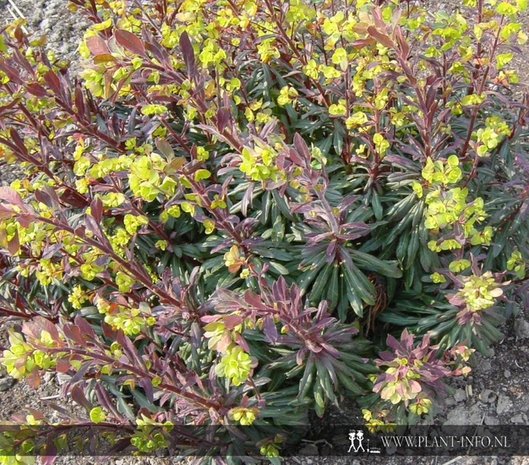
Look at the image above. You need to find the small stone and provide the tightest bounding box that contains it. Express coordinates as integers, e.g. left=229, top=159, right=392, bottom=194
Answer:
left=484, top=416, right=500, bottom=426
left=468, top=404, right=484, bottom=423
left=512, top=414, right=526, bottom=424
left=0, top=377, right=15, bottom=391
left=385, top=443, right=397, bottom=455
left=445, top=397, right=457, bottom=408
left=444, top=408, right=464, bottom=426
left=298, top=443, right=319, bottom=456
left=480, top=360, right=492, bottom=372
left=39, top=18, right=51, bottom=33
left=454, top=388, right=467, bottom=403
left=444, top=404, right=482, bottom=425
left=479, top=389, right=497, bottom=404
left=521, top=395, right=529, bottom=412
left=504, top=370, right=511, bottom=378
left=496, top=394, right=514, bottom=415
left=514, top=318, right=529, bottom=340
left=56, top=373, right=71, bottom=385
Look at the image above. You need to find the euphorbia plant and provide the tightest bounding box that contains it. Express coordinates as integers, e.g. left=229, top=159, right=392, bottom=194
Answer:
left=0, top=0, right=527, bottom=462
left=368, top=329, right=473, bottom=424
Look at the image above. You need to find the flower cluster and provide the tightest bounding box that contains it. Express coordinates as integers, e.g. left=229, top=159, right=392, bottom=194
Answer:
left=417, top=157, right=491, bottom=254
left=447, top=271, right=506, bottom=324
left=373, top=330, right=472, bottom=419
left=214, top=346, right=253, bottom=387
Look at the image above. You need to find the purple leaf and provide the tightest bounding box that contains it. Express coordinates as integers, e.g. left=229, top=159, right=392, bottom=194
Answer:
left=115, top=29, right=146, bottom=56
left=263, top=316, right=278, bottom=344
left=385, top=333, right=400, bottom=352
left=138, top=378, right=154, bottom=404
left=366, top=26, right=395, bottom=49
left=234, top=332, right=250, bottom=352
left=117, top=331, right=146, bottom=370
left=216, top=107, right=231, bottom=132
left=25, top=82, right=47, bottom=97
left=34, top=189, right=53, bottom=208
left=41, top=445, right=57, bottom=465
left=293, top=133, right=310, bottom=162
left=60, top=189, right=89, bottom=208
left=70, top=385, right=92, bottom=410
left=70, top=362, right=91, bottom=384
left=90, top=197, right=103, bottom=223
left=400, top=328, right=414, bottom=349
left=8, top=128, right=29, bottom=157
left=74, top=315, right=96, bottom=339
left=74, top=85, right=86, bottom=117
left=325, top=240, right=337, bottom=263
left=0, top=60, right=22, bottom=84
left=85, top=214, right=112, bottom=249
left=179, top=31, right=195, bottom=76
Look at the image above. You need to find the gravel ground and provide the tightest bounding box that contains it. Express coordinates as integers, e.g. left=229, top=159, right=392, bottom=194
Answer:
left=0, top=0, right=88, bottom=186
left=0, top=2, right=528, bottom=465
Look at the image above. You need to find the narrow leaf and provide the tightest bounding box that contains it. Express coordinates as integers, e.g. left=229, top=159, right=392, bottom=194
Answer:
left=179, top=31, right=195, bottom=75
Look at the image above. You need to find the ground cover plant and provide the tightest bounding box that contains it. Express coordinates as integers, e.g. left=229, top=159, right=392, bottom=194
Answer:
left=0, top=0, right=528, bottom=463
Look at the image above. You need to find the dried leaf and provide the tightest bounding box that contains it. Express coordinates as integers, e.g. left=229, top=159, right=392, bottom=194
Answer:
left=0, top=186, right=24, bottom=208
left=366, top=26, right=395, bottom=49
left=86, top=36, right=110, bottom=56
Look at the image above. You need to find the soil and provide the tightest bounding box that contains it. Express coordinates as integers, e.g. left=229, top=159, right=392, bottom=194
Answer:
left=0, top=1, right=528, bottom=465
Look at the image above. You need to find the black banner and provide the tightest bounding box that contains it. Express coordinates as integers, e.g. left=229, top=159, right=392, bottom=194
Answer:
left=1, top=424, right=528, bottom=456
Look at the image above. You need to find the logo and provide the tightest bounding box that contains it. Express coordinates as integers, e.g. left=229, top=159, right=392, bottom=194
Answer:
left=348, top=429, right=380, bottom=455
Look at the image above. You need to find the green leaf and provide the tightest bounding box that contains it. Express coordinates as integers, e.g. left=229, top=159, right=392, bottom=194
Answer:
left=89, top=407, right=106, bottom=424
left=269, top=261, right=289, bottom=275
left=326, top=264, right=340, bottom=310
left=130, top=388, right=159, bottom=413
left=117, top=397, right=136, bottom=422
left=194, top=169, right=211, bottom=181
left=298, top=358, right=315, bottom=398
left=371, top=192, right=383, bottom=220
left=308, top=265, right=333, bottom=304
left=342, top=261, right=375, bottom=306
left=349, top=249, right=403, bottom=278
left=141, top=104, right=167, bottom=115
